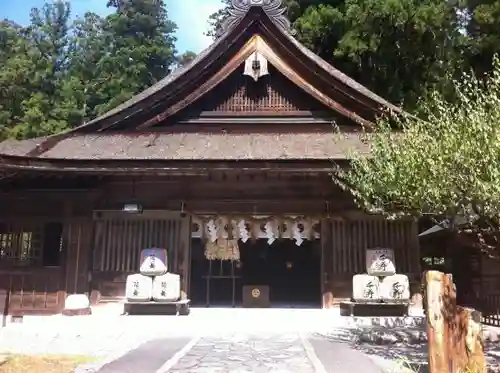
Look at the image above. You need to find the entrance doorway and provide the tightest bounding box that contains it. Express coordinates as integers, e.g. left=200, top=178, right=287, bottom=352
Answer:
left=189, top=238, right=321, bottom=307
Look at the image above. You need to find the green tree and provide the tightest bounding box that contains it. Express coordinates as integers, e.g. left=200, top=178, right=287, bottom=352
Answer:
left=335, top=58, right=500, bottom=256
left=465, top=0, right=500, bottom=76
left=206, top=0, right=231, bottom=39
left=12, top=0, right=78, bottom=138
left=176, top=50, right=197, bottom=68
left=68, top=12, right=108, bottom=122
left=0, top=20, right=33, bottom=140
left=301, top=0, right=463, bottom=108
left=95, top=0, right=178, bottom=114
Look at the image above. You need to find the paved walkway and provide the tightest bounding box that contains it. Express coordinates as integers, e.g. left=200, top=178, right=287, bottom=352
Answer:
left=92, top=333, right=384, bottom=373
left=10, top=307, right=500, bottom=372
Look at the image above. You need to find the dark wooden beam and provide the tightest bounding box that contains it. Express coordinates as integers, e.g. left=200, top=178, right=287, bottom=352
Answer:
left=176, top=116, right=334, bottom=125
left=0, top=156, right=344, bottom=173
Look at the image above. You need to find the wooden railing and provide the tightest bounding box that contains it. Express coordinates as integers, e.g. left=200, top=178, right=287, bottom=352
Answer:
left=467, top=274, right=500, bottom=327
left=0, top=268, right=65, bottom=315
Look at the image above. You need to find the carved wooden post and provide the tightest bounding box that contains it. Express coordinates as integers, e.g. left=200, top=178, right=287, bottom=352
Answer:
left=425, top=270, right=486, bottom=373
left=426, top=271, right=449, bottom=373
left=449, top=307, right=486, bottom=373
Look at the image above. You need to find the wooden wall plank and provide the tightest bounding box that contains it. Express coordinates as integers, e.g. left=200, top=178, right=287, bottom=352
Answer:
left=322, top=215, right=420, bottom=305
left=91, top=212, right=190, bottom=299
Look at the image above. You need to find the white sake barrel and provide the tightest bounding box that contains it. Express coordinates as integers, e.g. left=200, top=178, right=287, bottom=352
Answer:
left=352, top=274, right=380, bottom=303
left=380, top=274, right=410, bottom=303
left=366, top=248, right=396, bottom=276
left=125, top=273, right=153, bottom=302
left=139, top=248, right=168, bottom=276
left=152, top=273, right=181, bottom=302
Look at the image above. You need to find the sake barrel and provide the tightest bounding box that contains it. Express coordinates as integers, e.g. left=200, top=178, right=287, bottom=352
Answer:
left=125, top=273, right=153, bottom=302
left=139, top=248, right=168, bottom=276
left=352, top=274, right=381, bottom=303
left=366, top=248, right=396, bottom=276
left=380, top=274, right=410, bottom=303
left=152, top=273, right=181, bottom=302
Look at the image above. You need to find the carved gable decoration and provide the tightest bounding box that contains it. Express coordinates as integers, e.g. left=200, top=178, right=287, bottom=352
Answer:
left=179, top=64, right=330, bottom=115
left=243, top=51, right=269, bottom=82
left=217, top=0, right=293, bottom=38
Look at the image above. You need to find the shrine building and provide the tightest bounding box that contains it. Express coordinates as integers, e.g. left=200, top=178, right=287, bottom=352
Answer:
left=0, top=0, right=423, bottom=315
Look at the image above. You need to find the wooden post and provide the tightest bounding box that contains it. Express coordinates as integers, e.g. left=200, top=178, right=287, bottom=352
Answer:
left=426, top=271, right=449, bottom=373
left=0, top=288, right=8, bottom=327
left=425, top=270, right=486, bottom=373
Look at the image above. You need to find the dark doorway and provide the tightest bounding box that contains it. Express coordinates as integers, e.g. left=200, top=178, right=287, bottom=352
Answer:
left=189, top=238, right=242, bottom=306
left=241, top=239, right=321, bottom=306
left=189, top=238, right=321, bottom=307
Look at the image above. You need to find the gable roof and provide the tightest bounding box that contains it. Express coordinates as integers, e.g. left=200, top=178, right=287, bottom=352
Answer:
left=0, top=0, right=400, bottom=171
left=59, top=0, right=401, bottom=135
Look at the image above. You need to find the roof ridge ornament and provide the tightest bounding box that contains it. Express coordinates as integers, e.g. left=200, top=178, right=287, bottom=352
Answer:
left=217, top=0, right=294, bottom=38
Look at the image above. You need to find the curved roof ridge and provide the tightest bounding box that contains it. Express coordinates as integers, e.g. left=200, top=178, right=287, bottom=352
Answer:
left=283, top=33, right=401, bottom=113
left=75, top=37, right=227, bottom=131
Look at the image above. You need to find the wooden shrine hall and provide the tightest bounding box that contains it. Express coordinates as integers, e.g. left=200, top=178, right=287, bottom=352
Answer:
left=0, top=0, right=421, bottom=315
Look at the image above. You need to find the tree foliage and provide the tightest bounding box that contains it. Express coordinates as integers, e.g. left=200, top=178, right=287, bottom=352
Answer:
left=466, top=0, right=500, bottom=76
left=335, top=58, right=500, bottom=255
left=97, top=0, right=177, bottom=114
left=176, top=50, right=197, bottom=68
left=0, top=0, right=180, bottom=140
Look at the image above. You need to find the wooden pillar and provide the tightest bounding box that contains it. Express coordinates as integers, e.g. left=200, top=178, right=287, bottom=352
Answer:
left=321, top=218, right=333, bottom=308
left=409, top=219, right=423, bottom=307
left=178, top=215, right=191, bottom=300
left=63, top=196, right=93, bottom=295
left=425, top=270, right=486, bottom=373
left=0, top=288, right=8, bottom=327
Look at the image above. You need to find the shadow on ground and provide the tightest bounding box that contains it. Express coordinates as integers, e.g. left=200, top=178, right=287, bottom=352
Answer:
left=319, top=330, right=500, bottom=373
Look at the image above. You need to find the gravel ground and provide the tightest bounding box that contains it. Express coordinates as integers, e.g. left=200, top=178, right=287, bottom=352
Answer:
left=1, top=309, right=499, bottom=372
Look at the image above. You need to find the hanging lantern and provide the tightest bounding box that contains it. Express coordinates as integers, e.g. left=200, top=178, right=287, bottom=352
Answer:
left=292, top=221, right=304, bottom=246
left=281, top=219, right=293, bottom=239
left=286, top=261, right=293, bottom=270
left=191, top=216, right=203, bottom=239
left=302, top=217, right=313, bottom=240
left=238, top=220, right=250, bottom=243
left=231, top=219, right=239, bottom=240
left=219, top=216, right=229, bottom=239
left=206, top=219, right=218, bottom=243
left=312, top=220, right=321, bottom=239
left=264, top=220, right=276, bottom=245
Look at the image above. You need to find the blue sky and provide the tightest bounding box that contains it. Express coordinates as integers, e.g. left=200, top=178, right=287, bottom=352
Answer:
left=0, top=0, right=223, bottom=53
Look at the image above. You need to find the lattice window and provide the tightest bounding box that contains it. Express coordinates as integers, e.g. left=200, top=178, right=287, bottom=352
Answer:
left=0, top=222, right=62, bottom=267
left=0, top=223, right=42, bottom=265
left=193, top=65, right=328, bottom=113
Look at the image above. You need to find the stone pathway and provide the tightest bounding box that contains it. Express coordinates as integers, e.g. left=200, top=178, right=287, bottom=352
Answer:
left=168, top=334, right=317, bottom=373
left=79, top=333, right=384, bottom=373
